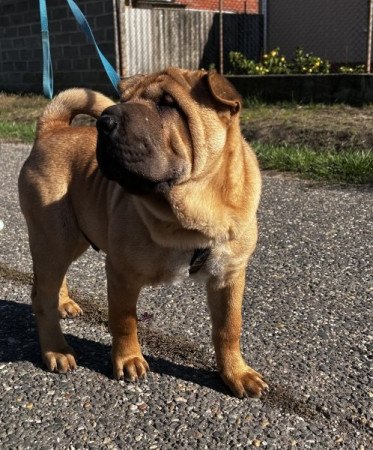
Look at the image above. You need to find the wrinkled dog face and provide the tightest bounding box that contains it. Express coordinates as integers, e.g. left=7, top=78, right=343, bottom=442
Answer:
left=96, top=68, right=241, bottom=195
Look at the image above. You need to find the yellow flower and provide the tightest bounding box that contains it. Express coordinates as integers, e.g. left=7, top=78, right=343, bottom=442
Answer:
left=263, top=54, right=268, bottom=59
left=309, top=69, right=312, bottom=72
left=271, top=50, right=277, bottom=57
left=281, top=57, right=285, bottom=62
left=315, top=61, right=320, bottom=66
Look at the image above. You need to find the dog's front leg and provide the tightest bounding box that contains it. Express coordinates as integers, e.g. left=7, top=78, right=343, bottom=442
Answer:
left=207, top=269, right=268, bottom=398
left=106, top=258, right=149, bottom=381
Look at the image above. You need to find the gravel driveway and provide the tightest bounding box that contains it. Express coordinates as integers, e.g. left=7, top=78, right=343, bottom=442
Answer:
left=0, top=143, right=371, bottom=449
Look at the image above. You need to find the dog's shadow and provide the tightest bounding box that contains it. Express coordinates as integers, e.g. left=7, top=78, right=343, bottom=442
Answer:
left=0, top=299, right=327, bottom=422
left=0, top=299, right=229, bottom=395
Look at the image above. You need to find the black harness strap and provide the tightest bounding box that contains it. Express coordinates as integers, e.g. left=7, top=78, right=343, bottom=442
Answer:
left=81, top=231, right=210, bottom=274
left=189, top=248, right=211, bottom=275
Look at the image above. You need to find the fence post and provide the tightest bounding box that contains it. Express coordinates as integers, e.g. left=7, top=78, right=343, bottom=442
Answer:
left=367, top=0, right=373, bottom=73
left=260, top=0, right=268, bottom=55
left=219, top=0, right=224, bottom=74
left=112, top=0, right=122, bottom=78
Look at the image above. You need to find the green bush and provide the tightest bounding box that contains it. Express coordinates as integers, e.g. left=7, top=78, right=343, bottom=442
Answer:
left=229, top=47, right=331, bottom=75
left=338, top=65, right=365, bottom=74
left=291, top=47, right=330, bottom=74
left=230, top=48, right=289, bottom=75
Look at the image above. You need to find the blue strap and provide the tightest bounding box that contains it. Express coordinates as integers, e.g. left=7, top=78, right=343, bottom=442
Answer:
left=66, top=0, right=120, bottom=95
left=39, top=0, right=53, bottom=98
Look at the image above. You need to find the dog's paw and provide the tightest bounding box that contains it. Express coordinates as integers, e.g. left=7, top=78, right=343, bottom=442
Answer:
left=43, top=347, right=77, bottom=373
left=221, top=366, right=268, bottom=398
left=58, top=299, right=83, bottom=319
left=113, top=355, right=149, bottom=382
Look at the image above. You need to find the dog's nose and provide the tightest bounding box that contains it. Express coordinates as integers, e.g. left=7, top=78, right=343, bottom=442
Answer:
left=97, top=115, right=118, bottom=135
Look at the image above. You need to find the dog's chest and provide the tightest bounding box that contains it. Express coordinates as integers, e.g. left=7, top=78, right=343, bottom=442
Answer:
left=163, top=247, right=226, bottom=285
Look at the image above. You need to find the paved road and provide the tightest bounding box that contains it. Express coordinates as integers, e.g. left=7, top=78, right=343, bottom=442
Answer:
left=0, top=143, right=371, bottom=449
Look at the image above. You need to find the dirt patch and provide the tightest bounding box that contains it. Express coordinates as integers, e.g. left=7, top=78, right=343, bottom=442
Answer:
left=241, top=104, right=373, bottom=151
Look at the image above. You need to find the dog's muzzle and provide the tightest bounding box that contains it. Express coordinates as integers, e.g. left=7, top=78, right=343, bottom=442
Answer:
left=96, top=104, right=183, bottom=195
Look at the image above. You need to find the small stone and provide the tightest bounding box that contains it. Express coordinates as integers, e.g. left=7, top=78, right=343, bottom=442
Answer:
left=175, top=397, right=187, bottom=403
left=252, top=439, right=261, bottom=447
left=25, top=403, right=33, bottom=409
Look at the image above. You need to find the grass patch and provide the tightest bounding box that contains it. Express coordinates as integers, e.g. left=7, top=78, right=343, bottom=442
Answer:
left=0, top=122, right=36, bottom=143
left=0, top=92, right=48, bottom=143
left=241, top=103, right=373, bottom=152
left=0, top=92, right=372, bottom=184
left=253, top=143, right=373, bottom=184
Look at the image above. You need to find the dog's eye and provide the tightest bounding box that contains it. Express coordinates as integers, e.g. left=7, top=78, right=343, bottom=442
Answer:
left=158, top=93, right=177, bottom=108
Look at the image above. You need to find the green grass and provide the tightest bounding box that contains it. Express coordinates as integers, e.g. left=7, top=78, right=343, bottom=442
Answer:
left=0, top=92, right=372, bottom=184
left=253, top=143, right=373, bottom=184
left=0, top=122, right=36, bottom=143
left=0, top=92, right=48, bottom=143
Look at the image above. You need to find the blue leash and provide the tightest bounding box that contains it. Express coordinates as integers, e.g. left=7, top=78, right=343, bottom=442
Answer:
left=39, top=0, right=120, bottom=98
left=39, top=0, right=53, bottom=99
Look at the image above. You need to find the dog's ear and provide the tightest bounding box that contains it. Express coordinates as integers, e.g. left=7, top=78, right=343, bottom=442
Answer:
left=119, top=74, right=146, bottom=101
left=206, top=70, right=242, bottom=114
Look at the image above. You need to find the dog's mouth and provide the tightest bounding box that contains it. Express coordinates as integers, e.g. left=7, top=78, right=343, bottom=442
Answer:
left=96, top=104, right=184, bottom=196
left=96, top=149, right=177, bottom=196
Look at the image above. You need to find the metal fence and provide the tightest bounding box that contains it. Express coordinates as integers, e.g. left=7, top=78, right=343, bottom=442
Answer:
left=262, top=0, right=373, bottom=72
left=115, top=1, right=262, bottom=77
left=2, top=0, right=373, bottom=95
left=115, top=0, right=373, bottom=77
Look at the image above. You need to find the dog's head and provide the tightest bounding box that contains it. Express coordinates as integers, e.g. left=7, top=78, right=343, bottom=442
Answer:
left=96, top=68, right=242, bottom=196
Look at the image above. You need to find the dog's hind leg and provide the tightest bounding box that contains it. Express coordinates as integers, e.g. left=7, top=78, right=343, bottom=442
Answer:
left=29, top=228, right=88, bottom=373
left=58, top=276, right=83, bottom=319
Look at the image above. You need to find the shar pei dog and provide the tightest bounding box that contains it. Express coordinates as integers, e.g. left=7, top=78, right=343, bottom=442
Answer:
left=18, top=68, right=267, bottom=398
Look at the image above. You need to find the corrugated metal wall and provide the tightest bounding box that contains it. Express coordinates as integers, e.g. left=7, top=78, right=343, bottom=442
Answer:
left=118, top=7, right=262, bottom=76
left=118, top=8, right=216, bottom=76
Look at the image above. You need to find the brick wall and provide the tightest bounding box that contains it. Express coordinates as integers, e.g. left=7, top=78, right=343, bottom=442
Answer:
left=0, top=0, right=117, bottom=95
left=181, top=0, right=259, bottom=13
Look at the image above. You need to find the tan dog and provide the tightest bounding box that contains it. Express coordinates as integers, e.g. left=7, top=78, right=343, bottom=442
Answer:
left=18, top=68, right=267, bottom=398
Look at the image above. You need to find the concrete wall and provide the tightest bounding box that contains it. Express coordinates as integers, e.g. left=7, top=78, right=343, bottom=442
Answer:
left=0, top=0, right=117, bottom=95
left=266, top=0, right=368, bottom=64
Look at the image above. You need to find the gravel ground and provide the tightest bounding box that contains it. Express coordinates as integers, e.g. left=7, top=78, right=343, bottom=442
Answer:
left=0, top=143, right=372, bottom=449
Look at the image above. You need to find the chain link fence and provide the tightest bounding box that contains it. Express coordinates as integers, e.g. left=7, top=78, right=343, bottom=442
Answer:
left=115, top=0, right=373, bottom=76
left=1, top=0, right=373, bottom=95
left=115, top=0, right=262, bottom=76
left=263, top=0, right=373, bottom=72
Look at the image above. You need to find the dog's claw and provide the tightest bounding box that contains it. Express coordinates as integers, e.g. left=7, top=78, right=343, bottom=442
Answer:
left=113, top=355, right=149, bottom=382
left=58, top=299, right=83, bottom=319
left=222, top=366, right=269, bottom=399
left=44, top=348, right=77, bottom=374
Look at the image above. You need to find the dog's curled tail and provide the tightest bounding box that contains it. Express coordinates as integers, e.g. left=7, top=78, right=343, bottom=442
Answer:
left=36, top=88, right=116, bottom=138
